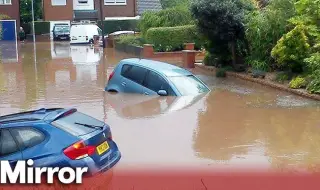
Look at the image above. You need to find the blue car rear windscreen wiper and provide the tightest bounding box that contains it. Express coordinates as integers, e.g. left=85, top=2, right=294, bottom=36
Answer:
left=74, top=122, right=104, bottom=130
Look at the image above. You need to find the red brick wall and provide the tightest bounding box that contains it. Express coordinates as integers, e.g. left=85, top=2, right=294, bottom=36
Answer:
left=95, top=0, right=136, bottom=18
left=43, top=0, right=73, bottom=21
left=0, top=0, right=20, bottom=33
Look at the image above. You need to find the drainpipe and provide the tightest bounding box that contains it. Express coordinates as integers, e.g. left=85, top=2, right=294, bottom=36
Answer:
left=99, top=0, right=106, bottom=48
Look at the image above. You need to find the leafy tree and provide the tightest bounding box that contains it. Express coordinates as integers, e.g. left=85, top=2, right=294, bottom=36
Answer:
left=271, top=25, right=311, bottom=72
left=191, top=0, right=250, bottom=66
left=20, top=0, right=42, bottom=24
left=244, top=0, right=296, bottom=69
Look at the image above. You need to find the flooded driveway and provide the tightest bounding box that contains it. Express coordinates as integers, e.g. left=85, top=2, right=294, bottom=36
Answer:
left=1, top=42, right=320, bottom=172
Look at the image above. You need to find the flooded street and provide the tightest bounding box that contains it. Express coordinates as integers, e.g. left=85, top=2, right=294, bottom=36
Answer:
left=1, top=42, right=320, bottom=172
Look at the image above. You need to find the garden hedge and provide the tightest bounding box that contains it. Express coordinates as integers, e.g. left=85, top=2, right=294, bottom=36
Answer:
left=98, top=19, right=139, bottom=35
left=33, top=21, right=50, bottom=35
left=145, top=25, right=202, bottom=52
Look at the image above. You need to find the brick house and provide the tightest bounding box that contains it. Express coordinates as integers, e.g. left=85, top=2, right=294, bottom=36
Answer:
left=0, top=0, right=20, bottom=36
left=43, top=0, right=162, bottom=37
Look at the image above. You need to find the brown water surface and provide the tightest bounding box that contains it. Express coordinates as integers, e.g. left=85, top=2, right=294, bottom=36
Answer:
left=1, top=42, right=320, bottom=172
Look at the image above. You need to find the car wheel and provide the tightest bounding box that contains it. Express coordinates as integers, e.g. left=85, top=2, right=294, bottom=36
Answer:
left=108, top=90, right=118, bottom=94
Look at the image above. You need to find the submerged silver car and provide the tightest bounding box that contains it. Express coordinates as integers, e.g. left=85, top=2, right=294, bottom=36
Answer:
left=105, top=58, right=210, bottom=96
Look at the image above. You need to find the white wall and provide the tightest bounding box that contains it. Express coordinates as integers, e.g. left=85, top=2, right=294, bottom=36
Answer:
left=49, top=21, right=71, bottom=40
left=73, top=0, right=94, bottom=10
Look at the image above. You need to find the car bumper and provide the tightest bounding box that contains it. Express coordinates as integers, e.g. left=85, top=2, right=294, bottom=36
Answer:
left=55, top=35, right=70, bottom=40
left=84, top=150, right=121, bottom=176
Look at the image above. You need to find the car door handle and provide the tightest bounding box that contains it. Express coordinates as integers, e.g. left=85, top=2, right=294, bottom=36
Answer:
left=121, top=82, right=126, bottom=86
left=144, top=92, right=149, bottom=95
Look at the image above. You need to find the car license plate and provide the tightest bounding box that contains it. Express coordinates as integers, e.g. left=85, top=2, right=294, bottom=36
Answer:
left=96, top=141, right=109, bottom=155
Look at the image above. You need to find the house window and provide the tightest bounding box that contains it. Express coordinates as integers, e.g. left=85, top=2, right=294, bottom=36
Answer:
left=51, top=0, right=67, bottom=6
left=104, top=0, right=126, bottom=5
left=0, top=0, right=11, bottom=5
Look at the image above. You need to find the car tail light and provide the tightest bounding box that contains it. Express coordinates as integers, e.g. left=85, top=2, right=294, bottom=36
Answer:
left=109, top=71, right=115, bottom=81
left=107, top=131, right=113, bottom=140
left=63, top=140, right=96, bottom=160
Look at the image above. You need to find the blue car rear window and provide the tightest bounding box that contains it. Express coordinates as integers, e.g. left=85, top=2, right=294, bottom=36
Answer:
left=51, top=112, right=105, bottom=136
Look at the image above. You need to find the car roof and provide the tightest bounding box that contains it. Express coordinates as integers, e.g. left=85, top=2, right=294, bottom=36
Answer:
left=0, top=108, right=74, bottom=126
left=120, top=58, right=192, bottom=77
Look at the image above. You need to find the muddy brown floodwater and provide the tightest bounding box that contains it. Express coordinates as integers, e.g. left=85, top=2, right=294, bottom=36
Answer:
left=1, top=42, right=320, bottom=173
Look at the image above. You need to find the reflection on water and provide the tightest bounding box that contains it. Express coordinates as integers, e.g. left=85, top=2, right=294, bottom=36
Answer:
left=0, top=42, right=18, bottom=63
left=1, top=42, right=320, bottom=172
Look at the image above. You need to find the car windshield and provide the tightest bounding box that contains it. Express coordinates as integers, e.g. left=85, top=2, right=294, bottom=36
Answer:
left=168, top=75, right=209, bottom=96
left=55, top=26, right=69, bottom=33
left=51, top=112, right=105, bottom=136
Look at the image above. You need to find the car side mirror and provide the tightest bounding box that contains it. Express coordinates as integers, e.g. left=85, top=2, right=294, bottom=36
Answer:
left=158, top=90, right=168, bottom=96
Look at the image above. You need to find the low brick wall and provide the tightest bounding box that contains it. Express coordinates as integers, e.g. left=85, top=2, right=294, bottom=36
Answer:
left=195, top=63, right=320, bottom=101
left=114, top=42, right=143, bottom=57
left=143, top=43, right=205, bottom=62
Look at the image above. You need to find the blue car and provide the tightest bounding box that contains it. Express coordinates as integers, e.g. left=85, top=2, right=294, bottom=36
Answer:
left=0, top=108, right=121, bottom=176
left=105, top=58, right=210, bottom=96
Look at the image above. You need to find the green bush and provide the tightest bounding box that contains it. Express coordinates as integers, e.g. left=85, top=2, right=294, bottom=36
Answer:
left=191, top=0, right=250, bottom=65
left=0, top=14, right=10, bottom=20
left=145, top=25, right=201, bottom=52
left=271, top=25, right=311, bottom=72
left=33, top=21, right=50, bottom=35
left=244, top=0, right=296, bottom=66
left=289, top=76, right=307, bottom=89
left=274, top=72, right=291, bottom=83
left=98, top=20, right=139, bottom=35
left=116, top=35, right=145, bottom=47
left=246, top=59, right=268, bottom=71
left=307, top=70, right=320, bottom=94
left=216, top=68, right=227, bottom=78
left=138, top=6, right=194, bottom=36
left=304, top=52, right=320, bottom=72
left=203, top=52, right=216, bottom=66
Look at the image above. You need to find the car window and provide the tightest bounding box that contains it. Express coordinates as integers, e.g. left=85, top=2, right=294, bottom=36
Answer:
left=10, top=128, right=45, bottom=150
left=143, top=71, right=175, bottom=95
left=121, top=64, right=132, bottom=76
left=121, top=64, right=148, bottom=85
left=51, top=111, right=105, bottom=136
left=0, top=129, right=19, bottom=157
left=169, top=75, right=209, bottom=96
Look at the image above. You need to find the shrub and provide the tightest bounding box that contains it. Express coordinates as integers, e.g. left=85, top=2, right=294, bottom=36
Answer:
left=33, top=21, right=50, bottom=35
left=138, top=6, right=194, bottom=36
left=289, top=76, right=307, bottom=89
left=216, top=68, right=227, bottom=78
left=116, top=35, right=145, bottom=47
left=271, top=25, right=311, bottom=72
left=246, top=59, right=268, bottom=71
left=274, top=72, right=291, bottom=83
left=307, top=70, right=320, bottom=94
left=288, top=0, right=320, bottom=52
left=304, top=52, right=320, bottom=73
left=0, top=14, right=10, bottom=20
left=145, top=25, right=201, bottom=52
left=191, top=0, right=250, bottom=65
left=203, top=52, right=216, bottom=66
left=244, top=0, right=296, bottom=66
